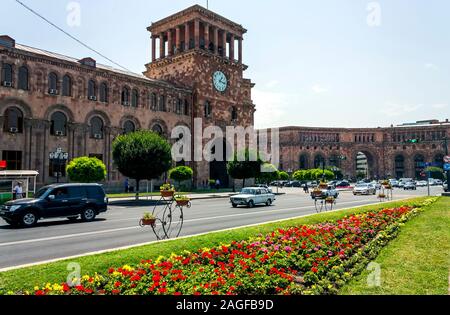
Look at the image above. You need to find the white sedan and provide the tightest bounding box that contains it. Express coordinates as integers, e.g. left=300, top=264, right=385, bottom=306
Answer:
left=353, top=183, right=377, bottom=195
left=230, top=188, right=276, bottom=208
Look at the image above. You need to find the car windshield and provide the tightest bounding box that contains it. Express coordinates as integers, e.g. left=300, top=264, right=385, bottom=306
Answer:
left=35, top=187, right=50, bottom=199
left=241, top=189, right=256, bottom=195
left=356, top=184, right=368, bottom=188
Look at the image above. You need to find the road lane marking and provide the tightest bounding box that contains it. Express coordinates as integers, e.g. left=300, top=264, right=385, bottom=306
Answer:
left=0, top=199, right=376, bottom=248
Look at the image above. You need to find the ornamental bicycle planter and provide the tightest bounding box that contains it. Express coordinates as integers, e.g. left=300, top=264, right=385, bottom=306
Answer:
left=140, top=185, right=191, bottom=241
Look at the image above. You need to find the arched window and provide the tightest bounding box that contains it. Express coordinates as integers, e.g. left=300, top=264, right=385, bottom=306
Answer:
left=151, top=93, right=158, bottom=110
left=3, top=107, right=23, bottom=133
left=123, top=121, right=135, bottom=134
left=176, top=98, right=183, bottom=114
left=18, top=66, right=29, bottom=90
left=152, top=124, right=163, bottom=136
left=204, top=101, right=212, bottom=118
left=88, top=80, right=97, bottom=100
left=62, top=75, right=72, bottom=96
left=90, top=117, right=104, bottom=139
left=50, top=112, right=67, bottom=136
left=299, top=155, right=308, bottom=169
left=231, top=106, right=238, bottom=122
left=314, top=155, right=325, bottom=169
left=48, top=72, right=58, bottom=94
left=122, top=87, right=130, bottom=106
left=1, top=64, right=13, bottom=85
left=99, top=83, right=108, bottom=103
left=158, top=95, right=166, bottom=112
left=131, top=89, right=139, bottom=107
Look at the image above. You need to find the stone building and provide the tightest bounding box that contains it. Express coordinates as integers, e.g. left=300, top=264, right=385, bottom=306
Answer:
left=0, top=5, right=255, bottom=189
left=277, top=121, right=450, bottom=180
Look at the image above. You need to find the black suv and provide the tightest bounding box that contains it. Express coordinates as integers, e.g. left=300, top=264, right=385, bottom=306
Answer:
left=0, top=184, right=108, bottom=227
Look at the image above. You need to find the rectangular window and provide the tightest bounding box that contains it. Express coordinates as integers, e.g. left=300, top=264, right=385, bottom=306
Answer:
left=2, top=151, right=22, bottom=170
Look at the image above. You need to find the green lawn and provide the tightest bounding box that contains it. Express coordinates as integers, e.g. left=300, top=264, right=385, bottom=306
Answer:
left=340, top=196, right=450, bottom=295
left=0, top=197, right=429, bottom=293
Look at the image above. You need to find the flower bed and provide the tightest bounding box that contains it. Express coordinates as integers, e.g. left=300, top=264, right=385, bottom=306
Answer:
left=28, top=201, right=433, bottom=296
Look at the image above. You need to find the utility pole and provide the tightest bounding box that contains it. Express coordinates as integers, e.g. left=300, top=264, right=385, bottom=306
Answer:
left=443, top=136, right=449, bottom=192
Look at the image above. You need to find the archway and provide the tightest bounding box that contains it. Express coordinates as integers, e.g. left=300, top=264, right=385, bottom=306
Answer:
left=355, top=151, right=376, bottom=180
left=314, top=155, right=325, bottom=169
left=414, top=155, right=425, bottom=179
left=299, top=154, right=309, bottom=169
left=394, top=155, right=405, bottom=179
left=209, top=139, right=230, bottom=188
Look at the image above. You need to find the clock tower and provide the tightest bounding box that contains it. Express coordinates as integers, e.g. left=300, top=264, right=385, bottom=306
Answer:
left=144, top=5, right=255, bottom=187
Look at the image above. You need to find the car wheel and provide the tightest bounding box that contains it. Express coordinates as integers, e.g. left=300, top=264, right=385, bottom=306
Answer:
left=81, top=208, right=96, bottom=222
left=21, top=211, right=38, bottom=227
left=266, top=199, right=272, bottom=206
left=232, top=203, right=238, bottom=208
left=67, top=216, right=79, bottom=222
left=247, top=200, right=254, bottom=208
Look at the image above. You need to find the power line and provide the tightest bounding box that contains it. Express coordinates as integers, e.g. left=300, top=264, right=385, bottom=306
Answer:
left=14, top=0, right=131, bottom=72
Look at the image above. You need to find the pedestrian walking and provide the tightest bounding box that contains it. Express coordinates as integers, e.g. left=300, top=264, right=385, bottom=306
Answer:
left=124, top=178, right=129, bottom=193
left=215, top=179, right=221, bottom=190
left=13, top=182, right=24, bottom=200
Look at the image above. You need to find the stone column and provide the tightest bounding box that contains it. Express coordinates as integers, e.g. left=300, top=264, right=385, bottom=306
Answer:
left=175, top=26, right=181, bottom=54
left=159, top=33, right=165, bottom=59
left=238, top=37, right=243, bottom=63
left=230, top=34, right=235, bottom=60
left=167, top=30, right=173, bottom=56
left=151, top=36, right=156, bottom=62
left=214, top=27, right=219, bottom=55
left=185, top=22, right=190, bottom=50
left=222, top=31, right=227, bottom=57
left=194, top=19, right=200, bottom=49
left=204, top=23, right=210, bottom=50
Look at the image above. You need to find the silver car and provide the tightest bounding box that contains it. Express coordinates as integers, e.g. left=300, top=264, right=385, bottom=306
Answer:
left=230, top=187, right=276, bottom=208
left=353, top=183, right=377, bottom=195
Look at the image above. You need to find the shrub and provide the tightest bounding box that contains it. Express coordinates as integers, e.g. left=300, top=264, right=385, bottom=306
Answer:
left=66, top=157, right=106, bottom=183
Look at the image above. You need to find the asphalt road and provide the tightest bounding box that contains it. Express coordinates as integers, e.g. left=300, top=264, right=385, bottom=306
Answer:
left=0, top=186, right=443, bottom=270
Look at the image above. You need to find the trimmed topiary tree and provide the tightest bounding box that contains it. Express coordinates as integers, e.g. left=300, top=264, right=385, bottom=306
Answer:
left=66, top=157, right=107, bottom=183
left=169, top=166, right=194, bottom=189
left=227, top=149, right=262, bottom=188
left=278, top=171, right=290, bottom=181
left=257, top=163, right=280, bottom=185
left=112, top=130, right=172, bottom=200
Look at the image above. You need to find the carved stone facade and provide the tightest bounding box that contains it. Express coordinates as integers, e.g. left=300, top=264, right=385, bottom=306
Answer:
left=0, top=5, right=255, bottom=188
left=278, top=124, right=450, bottom=180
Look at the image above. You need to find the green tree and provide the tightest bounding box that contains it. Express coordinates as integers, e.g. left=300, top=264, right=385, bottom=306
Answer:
left=257, top=163, right=280, bottom=185
left=66, top=157, right=106, bottom=183
left=278, top=171, right=290, bottom=181
left=169, top=166, right=193, bottom=188
left=112, top=131, right=172, bottom=200
left=424, top=167, right=445, bottom=180
left=227, top=149, right=262, bottom=188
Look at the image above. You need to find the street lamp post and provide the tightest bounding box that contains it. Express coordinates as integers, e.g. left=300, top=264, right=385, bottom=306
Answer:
left=443, top=136, right=449, bottom=192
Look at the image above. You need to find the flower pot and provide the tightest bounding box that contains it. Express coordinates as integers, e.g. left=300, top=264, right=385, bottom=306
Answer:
left=325, top=199, right=335, bottom=204
left=378, top=194, right=386, bottom=199
left=176, top=199, right=190, bottom=207
left=312, top=191, right=323, bottom=198
left=141, top=218, right=156, bottom=226
left=160, top=190, right=175, bottom=198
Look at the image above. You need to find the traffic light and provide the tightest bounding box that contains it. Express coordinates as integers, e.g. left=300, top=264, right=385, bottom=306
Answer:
left=405, top=139, right=420, bottom=144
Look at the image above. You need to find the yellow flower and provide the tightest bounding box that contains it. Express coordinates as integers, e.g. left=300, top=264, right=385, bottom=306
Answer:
left=34, top=286, right=40, bottom=291
left=155, top=256, right=165, bottom=264
left=112, top=272, right=121, bottom=277
left=122, top=265, right=133, bottom=271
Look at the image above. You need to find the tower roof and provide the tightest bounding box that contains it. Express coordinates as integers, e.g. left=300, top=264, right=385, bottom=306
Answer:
left=148, top=4, right=247, bottom=36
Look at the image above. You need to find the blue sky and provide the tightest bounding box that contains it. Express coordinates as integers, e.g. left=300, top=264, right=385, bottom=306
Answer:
left=2, top=0, right=449, bottom=129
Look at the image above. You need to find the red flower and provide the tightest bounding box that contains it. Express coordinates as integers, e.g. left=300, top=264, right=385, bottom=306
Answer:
left=35, top=290, right=45, bottom=296
left=114, top=281, right=122, bottom=288
left=158, top=287, right=167, bottom=294
left=311, top=267, right=318, bottom=273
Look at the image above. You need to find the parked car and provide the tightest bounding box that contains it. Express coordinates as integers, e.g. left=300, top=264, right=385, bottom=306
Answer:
left=336, top=181, right=351, bottom=188
left=403, top=181, right=417, bottom=190
left=389, top=179, right=400, bottom=188
left=230, top=187, right=276, bottom=208
left=416, top=180, right=428, bottom=187
left=0, top=184, right=108, bottom=227
left=444, top=181, right=448, bottom=192
left=353, top=183, right=376, bottom=195
left=434, top=179, right=443, bottom=186
left=370, top=181, right=382, bottom=190
left=311, top=185, right=339, bottom=199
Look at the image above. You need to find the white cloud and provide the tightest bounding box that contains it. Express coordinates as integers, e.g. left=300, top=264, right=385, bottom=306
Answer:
left=381, top=102, right=423, bottom=117
left=425, top=63, right=438, bottom=71
left=311, top=84, right=328, bottom=94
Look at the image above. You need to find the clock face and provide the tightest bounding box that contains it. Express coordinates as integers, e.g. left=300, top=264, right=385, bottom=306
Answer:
left=213, top=71, right=228, bottom=92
